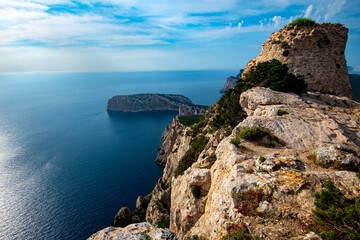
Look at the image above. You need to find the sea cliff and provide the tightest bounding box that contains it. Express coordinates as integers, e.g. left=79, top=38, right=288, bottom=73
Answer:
left=89, top=22, right=360, bottom=240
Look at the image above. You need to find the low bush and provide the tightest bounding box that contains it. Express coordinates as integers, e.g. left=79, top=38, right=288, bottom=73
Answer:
left=191, top=186, right=201, bottom=199
left=211, top=59, right=306, bottom=130
left=144, top=233, right=152, bottom=240
left=237, top=127, right=284, bottom=147
left=157, top=218, right=170, bottom=228
left=174, top=135, right=209, bottom=178
left=287, top=18, right=316, bottom=27
left=313, top=181, right=360, bottom=239
left=231, top=137, right=241, bottom=146
left=259, top=156, right=266, bottom=162
left=179, top=115, right=204, bottom=127
left=277, top=109, right=289, bottom=116
left=283, top=50, right=290, bottom=56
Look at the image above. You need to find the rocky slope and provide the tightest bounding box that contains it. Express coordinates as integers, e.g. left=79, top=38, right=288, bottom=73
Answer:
left=89, top=22, right=360, bottom=240
left=107, top=94, right=208, bottom=116
left=220, top=69, right=244, bottom=93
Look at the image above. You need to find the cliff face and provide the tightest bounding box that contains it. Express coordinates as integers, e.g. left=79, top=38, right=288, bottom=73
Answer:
left=220, top=69, right=244, bottom=93
left=243, top=23, right=353, bottom=98
left=89, top=22, right=360, bottom=240
left=170, top=88, right=359, bottom=239
left=107, top=94, right=208, bottom=116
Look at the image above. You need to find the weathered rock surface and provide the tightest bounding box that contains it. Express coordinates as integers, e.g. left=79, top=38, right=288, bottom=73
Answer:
left=243, top=23, right=353, bottom=98
left=169, top=88, right=360, bottom=239
left=107, top=94, right=208, bottom=116
left=220, top=69, right=244, bottom=93
left=88, top=222, right=176, bottom=240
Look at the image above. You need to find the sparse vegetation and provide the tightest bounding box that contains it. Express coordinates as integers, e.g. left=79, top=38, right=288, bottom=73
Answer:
left=157, top=218, right=170, bottom=228
left=283, top=50, right=290, bottom=56
left=224, top=232, right=260, bottom=240
left=313, top=181, right=360, bottom=240
left=287, top=18, right=316, bottom=27
left=211, top=59, right=306, bottom=130
left=191, top=118, right=208, bottom=135
left=307, top=151, right=317, bottom=163
left=191, top=186, right=202, bottom=199
left=259, top=156, right=266, bottom=162
left=282, top=43, right=291, bottom=49
left=174, top=135, right=209, bottom=178
left=144, top=233, right=152, bottom=240
left=231, top=137, right=241, bottom=146
left=235, top=127, right=285, bottom=147
left=277, top=109, right=289, bottom=116
left=235, top=189, right=267, bottom=217
left=179, top=115, right=204, bottom=127
left=207, top=154, right=217, bottom=169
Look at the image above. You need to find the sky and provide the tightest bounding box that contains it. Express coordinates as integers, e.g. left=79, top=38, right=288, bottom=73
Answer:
left=0, top=0, right=359, bottom=74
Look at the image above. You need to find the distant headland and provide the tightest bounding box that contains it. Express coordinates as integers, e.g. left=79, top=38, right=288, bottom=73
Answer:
left=107, top=93, right=208, bottom=116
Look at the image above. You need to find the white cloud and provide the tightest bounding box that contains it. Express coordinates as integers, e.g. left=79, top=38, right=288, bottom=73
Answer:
left=304, top=4, right=313, bottom=18
left=324, top=0, right=346, bottom=21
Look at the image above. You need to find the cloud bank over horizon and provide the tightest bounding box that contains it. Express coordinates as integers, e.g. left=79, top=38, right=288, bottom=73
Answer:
left=0, top=0, right=359, bottom=74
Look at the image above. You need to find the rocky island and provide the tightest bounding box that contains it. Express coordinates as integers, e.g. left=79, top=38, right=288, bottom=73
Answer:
left=107, top=94, right=208, bottom=116
left=90, top=20, right=360, bottom=240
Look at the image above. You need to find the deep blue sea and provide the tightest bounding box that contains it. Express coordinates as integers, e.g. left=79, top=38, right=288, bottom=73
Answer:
left=0, top=70, right=234, bottom=240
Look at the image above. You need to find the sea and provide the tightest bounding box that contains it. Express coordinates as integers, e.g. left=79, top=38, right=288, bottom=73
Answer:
left=0, top=70, right=234, bottom=240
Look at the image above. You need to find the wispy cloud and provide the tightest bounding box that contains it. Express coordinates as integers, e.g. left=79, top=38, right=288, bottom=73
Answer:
left=0, top=0, right=358, bottom=73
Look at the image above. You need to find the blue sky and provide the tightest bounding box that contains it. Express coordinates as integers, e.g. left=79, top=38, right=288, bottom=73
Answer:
left=0, top=0, right=359, bottom=74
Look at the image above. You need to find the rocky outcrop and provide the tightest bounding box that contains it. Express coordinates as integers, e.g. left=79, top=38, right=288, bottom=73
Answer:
left=243, top=23, right=353, bottom=98
left=88, top=222, right=176, bottom=240
left=220, top=69, right=244, bottom=93
left=107, top=94, right=208, bottom=116
left=169, top=88, right=360, bottom=239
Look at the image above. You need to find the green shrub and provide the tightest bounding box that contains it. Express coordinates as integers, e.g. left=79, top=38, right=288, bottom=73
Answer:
left=157, top=218, right=170, bottom=228
left=191, top=118, right=208, bottom=135
left=211, top=59, right=306, bottom=130
left=179, top=115, right=204, bottom=127
left=283, top=50, right=289, bottom=56
left=259, top=156, right=266, bottom=162
left=237, top=127, right=284, bottom=147
left=313, top=181, right=360, bottom=239
left=144, top=233, right=152, bottom=240
left=243, top=59, right=307, bottom=94
left=287, top=18, right=316, bottom=27
left=277, top=109, right=289, bottom=116
left=231, top=137, right=241, bottom=146
left=191, top=186, right=201, bottom=199
left=238, top=128, right=270, bottom=140
left=224, top=232, right=260, bottom=240
left=282, top=43, right=291, bottom=49
left=174, top=135, right=209, bottom=177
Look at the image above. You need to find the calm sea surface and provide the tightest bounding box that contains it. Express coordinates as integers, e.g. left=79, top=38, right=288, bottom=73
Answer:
left=0, top=70, right=234, bottom=240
